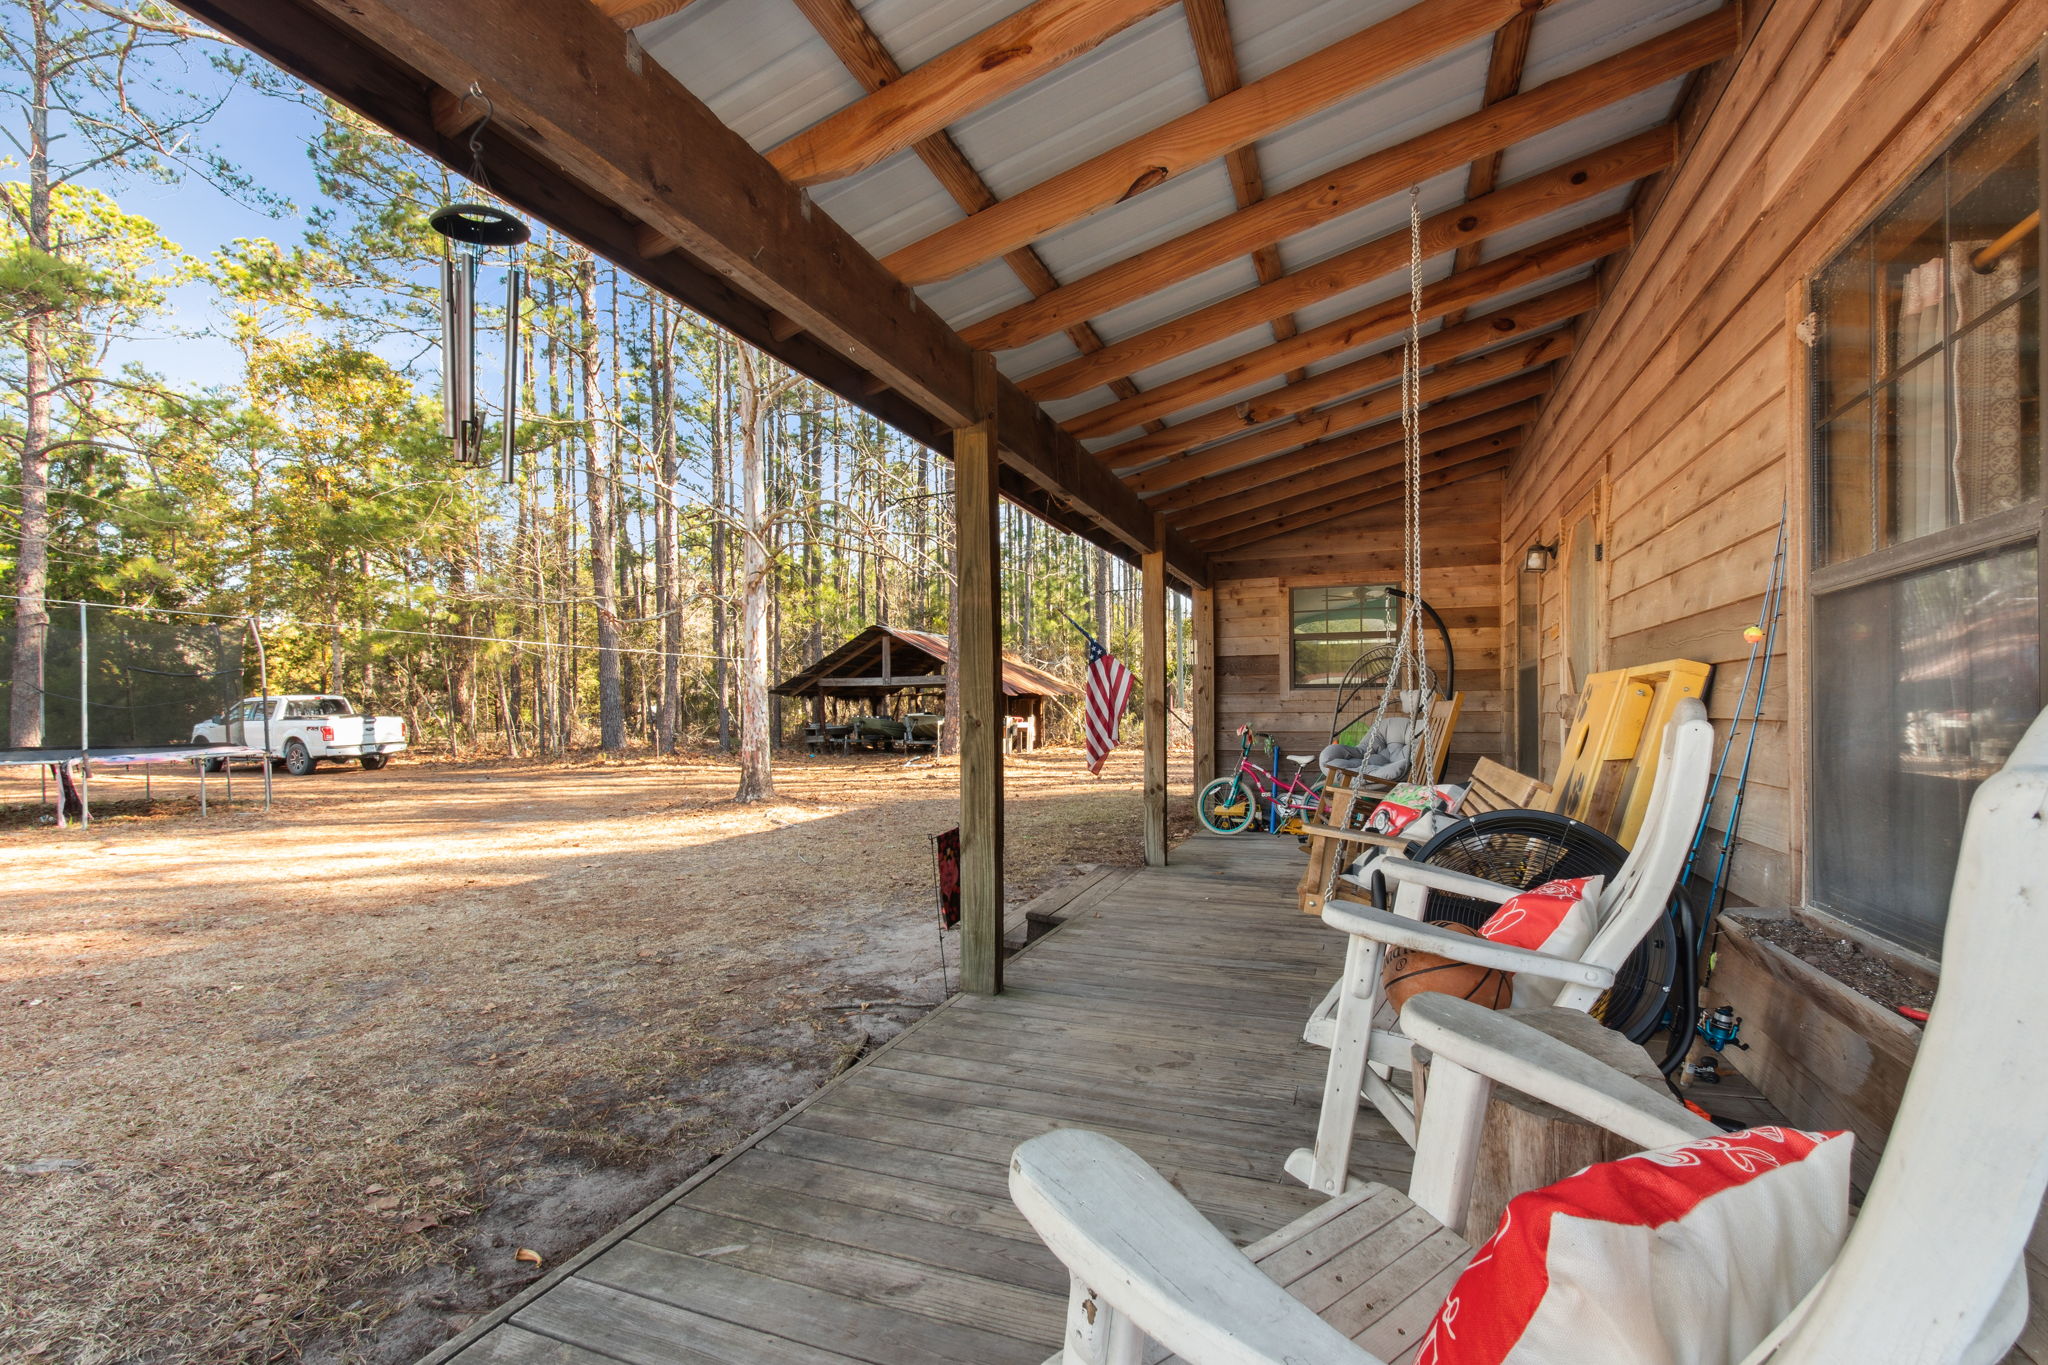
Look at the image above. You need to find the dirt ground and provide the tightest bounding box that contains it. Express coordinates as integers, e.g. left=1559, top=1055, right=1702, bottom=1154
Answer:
left=0, top=745, right=1188, bottom=1365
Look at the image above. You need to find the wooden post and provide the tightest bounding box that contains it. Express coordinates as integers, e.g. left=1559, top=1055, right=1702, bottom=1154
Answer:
left=1142, top=523, right=1169, bottom=868
left=956, top=354, right=1005, bottom=994
left=1191, top=585, right=1216, bottom=790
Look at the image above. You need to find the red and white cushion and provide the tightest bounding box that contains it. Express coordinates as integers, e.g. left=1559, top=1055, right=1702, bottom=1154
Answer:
left=1419, top=1126, right=1853, bottom=1365
left=1479, top=876, right=1599, bottom=1007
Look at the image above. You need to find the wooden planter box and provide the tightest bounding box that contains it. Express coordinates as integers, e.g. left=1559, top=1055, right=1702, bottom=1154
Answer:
left=1702, top=915, right=1921, bottom=1191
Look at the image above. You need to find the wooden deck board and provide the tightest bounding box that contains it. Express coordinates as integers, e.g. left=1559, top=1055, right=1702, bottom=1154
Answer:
left=426, top=832, right=1399, bottom=1365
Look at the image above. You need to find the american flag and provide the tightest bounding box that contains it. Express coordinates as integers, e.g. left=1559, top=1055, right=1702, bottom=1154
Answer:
left=1079, top=626, right=1135, bottom=776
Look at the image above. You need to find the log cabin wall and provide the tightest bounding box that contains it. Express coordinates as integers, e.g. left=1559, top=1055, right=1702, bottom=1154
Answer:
left=1209, top=473, right=1509, bottom=779
left=1502, top=0, right=2042, bottom=911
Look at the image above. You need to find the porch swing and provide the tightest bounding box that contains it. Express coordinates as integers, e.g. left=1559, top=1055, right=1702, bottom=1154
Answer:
left=1306, top=189, right=1464, bottom=808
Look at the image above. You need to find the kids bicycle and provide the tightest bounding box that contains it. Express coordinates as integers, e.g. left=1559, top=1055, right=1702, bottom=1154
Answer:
left=1196, top=725, right=1325, bottom=835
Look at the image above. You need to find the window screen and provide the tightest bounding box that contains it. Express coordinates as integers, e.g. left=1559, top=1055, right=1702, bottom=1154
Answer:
left=1807, top=63, right=2044, bottom=957
left=1290, top=585, right=1395, bottom=688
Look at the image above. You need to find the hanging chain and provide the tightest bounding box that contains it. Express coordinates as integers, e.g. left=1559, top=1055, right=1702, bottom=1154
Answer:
left=1356, top=187, right=1435, bottom=797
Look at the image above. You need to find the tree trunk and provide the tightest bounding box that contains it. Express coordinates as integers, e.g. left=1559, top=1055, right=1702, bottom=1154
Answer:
left=733, top=348, right=775, bottom=803
left=655, top=299, right=682, bottom=754
left=577, top=254, right=624, bottom=753
left=6, top=17, right=54, bottom=748
left=710, top=335, right=732, bottom=752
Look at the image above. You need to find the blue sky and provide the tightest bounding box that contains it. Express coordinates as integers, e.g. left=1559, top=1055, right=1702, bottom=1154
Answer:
left=97, top=71, right=325, bottom=385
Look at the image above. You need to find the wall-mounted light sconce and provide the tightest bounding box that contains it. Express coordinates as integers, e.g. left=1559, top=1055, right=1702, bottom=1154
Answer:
left=1523, top=541, right=1558, bottom=572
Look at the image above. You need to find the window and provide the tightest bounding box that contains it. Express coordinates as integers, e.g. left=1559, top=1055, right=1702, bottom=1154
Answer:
left=1289, top=585, right=1395, bottom=688
left=1808, top=62, right=2044, bottom=959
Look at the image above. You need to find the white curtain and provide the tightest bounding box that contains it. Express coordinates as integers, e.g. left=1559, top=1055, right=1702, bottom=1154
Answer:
left=1948, top=245, right=2026, bottom=520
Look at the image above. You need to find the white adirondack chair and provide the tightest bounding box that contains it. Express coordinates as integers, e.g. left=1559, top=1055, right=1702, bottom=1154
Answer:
left=1009, top=703, right=2048, bottom=1365
left=1291, top=698, right=1712, bottom=1180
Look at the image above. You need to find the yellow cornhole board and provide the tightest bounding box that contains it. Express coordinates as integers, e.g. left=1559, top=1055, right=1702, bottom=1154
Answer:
left=1547, top=659, right=1711, bottom=845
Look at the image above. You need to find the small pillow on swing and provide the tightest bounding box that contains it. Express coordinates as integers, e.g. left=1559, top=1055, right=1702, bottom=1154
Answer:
left=1417, top=1126, right=1852, bottom=1365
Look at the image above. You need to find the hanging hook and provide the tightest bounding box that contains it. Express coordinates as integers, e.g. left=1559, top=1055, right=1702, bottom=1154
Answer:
left=462, top=82, right=495, bottom=192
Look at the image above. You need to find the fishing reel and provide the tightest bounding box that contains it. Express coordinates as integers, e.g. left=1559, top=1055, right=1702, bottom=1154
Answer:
left=1695, top=1004, right=1749, bottom=1053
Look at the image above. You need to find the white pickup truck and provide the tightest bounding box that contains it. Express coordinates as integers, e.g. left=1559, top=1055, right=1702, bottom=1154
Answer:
left=192, top=694, right=408, bottom=775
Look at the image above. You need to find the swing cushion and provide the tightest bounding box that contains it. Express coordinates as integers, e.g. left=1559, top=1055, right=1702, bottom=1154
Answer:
left=1478, top=876, right=1599, bottom=1008
left=1419, top=1126, right=1852, bottom=1365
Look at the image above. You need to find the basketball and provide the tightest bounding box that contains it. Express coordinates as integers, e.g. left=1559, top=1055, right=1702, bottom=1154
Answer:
left=1381, top=921, right=1513, bottom=1013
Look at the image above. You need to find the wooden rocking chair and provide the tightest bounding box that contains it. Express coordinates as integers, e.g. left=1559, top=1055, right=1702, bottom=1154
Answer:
left=1291, top=699, right=1712, bottom=1162
left=1009, top=704, right=2048, bottom=1365
left=1294, top=692, right=1464, bottom=915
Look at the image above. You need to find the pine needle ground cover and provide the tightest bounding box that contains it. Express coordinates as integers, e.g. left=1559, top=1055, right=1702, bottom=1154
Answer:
left=0, top=749, right=1189, bottom=1364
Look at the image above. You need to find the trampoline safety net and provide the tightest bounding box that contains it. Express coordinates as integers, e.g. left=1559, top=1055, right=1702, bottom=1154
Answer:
left=1, top=604, right=248, bottom=750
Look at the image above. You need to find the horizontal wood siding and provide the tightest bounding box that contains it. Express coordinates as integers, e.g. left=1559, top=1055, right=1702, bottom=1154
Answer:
left=1209, top=473, right=1509, bottom=780
left=1503, top=0, right=2043, bottom=910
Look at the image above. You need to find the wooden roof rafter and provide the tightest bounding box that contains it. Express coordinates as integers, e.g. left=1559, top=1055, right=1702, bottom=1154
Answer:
left=959, top=10, right=1737, bottom=355
left=1102, top=277, right=1597, bottom=470
left=1023, top=126, right=1671, bottom=406
left=785, top=0, right=1166, bottom=433
left=1440, top=8, right=1538, bottom=327
left=1181, top=0, right=1306, bottom=386
left=1186, top=428, right=1524, bottom=540
left=1066, top=212, right=1629, bottom=440
left=1201, top=451, right=1514, bottom=553
left=882, top=0, right=1546, bottom=286
left=1125, top=327, right=1576, bottom=492
left=1167, top=394, right=1544, bottom=525
left=1144, top=367, right=1554, bottom=513
left=768, top=0, right=1181, bottom=187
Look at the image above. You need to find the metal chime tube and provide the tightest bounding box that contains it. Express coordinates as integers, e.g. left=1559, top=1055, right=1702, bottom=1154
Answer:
left=500, top=262, right=524, bottom=484
left=438, top=253, right=460, bottom=441
left=452, top=247, right=480, bottom=465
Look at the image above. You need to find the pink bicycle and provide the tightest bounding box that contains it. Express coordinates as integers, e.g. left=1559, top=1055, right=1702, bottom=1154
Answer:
left=1196, top=725, right=1325, bottom=835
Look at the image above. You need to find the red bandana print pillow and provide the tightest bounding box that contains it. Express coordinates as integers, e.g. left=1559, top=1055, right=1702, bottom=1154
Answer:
left=1418, top=1126, right=1852, bottom=1365
left=1478, top=876, right=1598, bottom=1006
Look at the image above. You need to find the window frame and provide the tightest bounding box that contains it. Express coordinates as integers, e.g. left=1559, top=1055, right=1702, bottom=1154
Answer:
left=1802, top=53, right=2047, bottom=959
left=1286, top=583, right=1398, bottom=690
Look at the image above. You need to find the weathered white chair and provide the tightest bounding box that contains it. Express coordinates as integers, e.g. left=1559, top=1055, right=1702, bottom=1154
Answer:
left=1291, top=699, right=1712, bottom=1177
left=1009, top=703, right=2048, bottom=1365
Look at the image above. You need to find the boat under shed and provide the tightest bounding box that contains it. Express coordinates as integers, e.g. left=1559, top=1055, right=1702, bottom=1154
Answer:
left=772, top=625, right=1079, bottom=751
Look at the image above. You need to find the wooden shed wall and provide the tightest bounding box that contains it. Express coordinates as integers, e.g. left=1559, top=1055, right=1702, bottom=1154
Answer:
left=1502, top=0, right=2041, bottom=911
left=1208, top=472, right=1509, bottom=780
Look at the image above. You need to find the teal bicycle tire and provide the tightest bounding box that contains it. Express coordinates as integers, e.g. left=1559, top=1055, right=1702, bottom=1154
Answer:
left=1196, top=775, right=1258, bottom=835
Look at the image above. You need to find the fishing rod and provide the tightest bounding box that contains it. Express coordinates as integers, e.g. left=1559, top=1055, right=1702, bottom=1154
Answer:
left=1680, top=504, right=1788, bottom=892
left=1702, top=503, right=1791, bottom=925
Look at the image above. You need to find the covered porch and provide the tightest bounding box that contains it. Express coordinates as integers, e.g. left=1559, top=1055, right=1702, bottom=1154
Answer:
left=167, top=0, right=2048, bottom=1359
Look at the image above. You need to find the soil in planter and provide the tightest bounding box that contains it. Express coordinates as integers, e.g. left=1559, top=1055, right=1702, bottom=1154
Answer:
left=1736, top=915, right=1935, bottom=1016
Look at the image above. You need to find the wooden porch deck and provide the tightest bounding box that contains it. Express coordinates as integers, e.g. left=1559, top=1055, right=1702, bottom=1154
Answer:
left=433, top=832, right=1410, bottom=1365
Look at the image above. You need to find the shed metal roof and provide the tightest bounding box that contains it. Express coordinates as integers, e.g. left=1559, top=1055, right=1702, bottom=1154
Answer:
left=772, top=624, right=1081, bottom=699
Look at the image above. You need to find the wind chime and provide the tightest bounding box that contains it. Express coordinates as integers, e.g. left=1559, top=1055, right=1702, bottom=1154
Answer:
left=428, top=84, right=528, bottom=482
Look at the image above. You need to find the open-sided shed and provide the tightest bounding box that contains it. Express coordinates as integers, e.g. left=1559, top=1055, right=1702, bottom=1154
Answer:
left=771, top=624, right=1077, bottom=749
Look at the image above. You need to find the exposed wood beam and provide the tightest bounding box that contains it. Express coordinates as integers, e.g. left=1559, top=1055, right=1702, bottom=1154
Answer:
left=1067, top=213, right=1625, bottom=437
left=817, top=675, right=947, bottom=687
left=1441, top=8, right=1535, bottom=327
left=882, top=0, right=1544, bottom=285
left=179, top=0, right=1208, bottom=587
left=959, top=11, right=1734, bottom=350
left=1146, top=368, right=1552, bottom=511
left=1182, top=0, right=1303, bottom=383
left=1172, top=400, right=1539, bottom=528
left=955, top=354, right=1005, bottom=994
left=1199, top=452, right=1511, bottom=553
left=1142, top=525, right=1169, bottom=866
left=592, top=0, right=704, bottom=29
left=1125, top=328, right=1573, bottom=492
left=769, top=0, right=1177, bottom=186
left=1020, top=126, right=1668, bottom=399
left=1182, top=428, right=1521, bottom=541
left=789, top=0, right=1162, bottom=429
left=1102, top=278, right=1595, bottom=469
